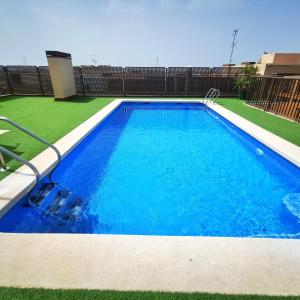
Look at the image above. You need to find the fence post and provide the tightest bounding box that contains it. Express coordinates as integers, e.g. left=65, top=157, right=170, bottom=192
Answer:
left=258, top=77, right=266, bottom=104
left=288, top=79, right=299, bottom=120
left=265, top=77, right=275, bottom=111
left=185, top=68, right=192, bottom=96
left=122, top=67, right=125, bottom=96
left=246, top=77, right=255, bottom=101
left=79, top=67, right=85, bottom=96
left=3, top=66, right=13, bottom=95
left=290, top=79, right=299, bottom=100
left=226, top=73, right=231, bottom=95
left=36, top=66, right=45, bottom=95
left=164, top=67, right=167, bottom=96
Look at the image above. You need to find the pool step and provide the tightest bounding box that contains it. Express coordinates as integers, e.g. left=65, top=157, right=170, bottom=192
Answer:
left=44, top=189, right=72, bottom=216
left=61, top=197, right=84, bottom=223
left=29, top=182, right=85, bottom=224
left=43, top=190, right=85, bottom=224
left=29, top=182, right=56, bottom=206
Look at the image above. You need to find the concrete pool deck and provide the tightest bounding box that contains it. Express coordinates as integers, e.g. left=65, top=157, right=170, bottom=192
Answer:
left=1, top=234, right=300, bottom=295
left=0, top=99, right=300, bottom=295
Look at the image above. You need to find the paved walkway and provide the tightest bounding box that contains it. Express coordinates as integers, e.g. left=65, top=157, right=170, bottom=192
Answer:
left=1, top=234, right=300, bottom=295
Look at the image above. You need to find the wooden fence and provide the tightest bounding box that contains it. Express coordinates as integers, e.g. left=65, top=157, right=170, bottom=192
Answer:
left=246, top=76, right=300, bottom=122
left=2, top=65, right=299, bottom=122
left=0, top=65, right=243, bottom=97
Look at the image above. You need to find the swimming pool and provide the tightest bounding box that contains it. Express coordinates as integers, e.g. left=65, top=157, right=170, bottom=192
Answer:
left=0, top=102, right=300, bottom=237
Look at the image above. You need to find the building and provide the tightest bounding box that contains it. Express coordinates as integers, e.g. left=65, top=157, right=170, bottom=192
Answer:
left=256, top=53, right=300, bottom=76
left=222, top=53, right=300, bottom=77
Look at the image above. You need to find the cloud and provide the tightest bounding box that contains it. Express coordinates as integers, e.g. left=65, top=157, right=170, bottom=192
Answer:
left=159, top=0, right=176, bottom=9
left=187, top=0, right=247, bottom=10
left=158, top=0, right=253, bottom=11
left=28, top=5, right=77, bottom=25
left=105, top=0, right=146, bottom=15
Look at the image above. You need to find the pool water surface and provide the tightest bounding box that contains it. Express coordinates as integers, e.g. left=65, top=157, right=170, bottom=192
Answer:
left=1, top=102, right=300, bottom=237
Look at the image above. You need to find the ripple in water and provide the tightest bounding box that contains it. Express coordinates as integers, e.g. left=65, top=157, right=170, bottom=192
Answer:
left=283, top=193, right=300, bottom=221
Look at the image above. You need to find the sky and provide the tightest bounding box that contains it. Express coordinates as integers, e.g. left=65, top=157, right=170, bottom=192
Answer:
left=1, top=0, right=300, bottom=67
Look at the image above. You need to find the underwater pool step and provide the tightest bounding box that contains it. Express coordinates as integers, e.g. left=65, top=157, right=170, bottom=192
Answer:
left=61, top=197, right=84, bottom=223
left=29, top=182, right=85, bottom=224
left=29, top=182, right=56, bottom=206
left=43, top=191, right=85, bottom=224
left=44, top=189, right=72, bottom=216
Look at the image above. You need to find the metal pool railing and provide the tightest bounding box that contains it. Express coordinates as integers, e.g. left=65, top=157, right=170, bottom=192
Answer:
left=203, top=88, right=220, bottom=103
left=246, top=76, right=300, bottom=122
left=0, top=116, right=61, bottom=182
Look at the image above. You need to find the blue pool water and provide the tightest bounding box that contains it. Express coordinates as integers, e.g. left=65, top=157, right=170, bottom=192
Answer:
left=1, top=102, right=300, bottom=237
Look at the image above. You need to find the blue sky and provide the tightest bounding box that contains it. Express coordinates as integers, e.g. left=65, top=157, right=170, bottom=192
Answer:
left=1, top=0, right=299, bottom=67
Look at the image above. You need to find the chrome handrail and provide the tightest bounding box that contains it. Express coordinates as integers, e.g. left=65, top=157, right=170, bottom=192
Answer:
left=204, top=88, right=220, bottom=104
left=204, top=88, right=215, bottom=101
left=0, top=145, right=40, bottom=183
left=212, top=89, right=220, bottom=102
left=0, top=116, right=61, bottom=182
left=0, top=145, right=42, bottom=207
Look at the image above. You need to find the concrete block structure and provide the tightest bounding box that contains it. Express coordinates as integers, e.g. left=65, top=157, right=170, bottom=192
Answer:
left=46, top=51, right=76, bottom=100
left=256, top=53, right=300, bottom=76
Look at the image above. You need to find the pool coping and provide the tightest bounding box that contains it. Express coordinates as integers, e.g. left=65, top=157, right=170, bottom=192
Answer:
left=1, top=233, right=300, bottom=295
left=0, top=98, right=300, bottom=295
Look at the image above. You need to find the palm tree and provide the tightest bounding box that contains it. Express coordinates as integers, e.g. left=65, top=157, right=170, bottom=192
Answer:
left=235, top=65, right=259, bottom=99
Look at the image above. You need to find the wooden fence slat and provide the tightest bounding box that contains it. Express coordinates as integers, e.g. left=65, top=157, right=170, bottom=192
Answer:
left=247, top=77, right=300, bottom=122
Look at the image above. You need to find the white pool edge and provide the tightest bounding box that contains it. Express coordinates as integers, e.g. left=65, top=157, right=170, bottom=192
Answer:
left=0, top=98, right=300, bottom=295
left=207, top=103, right=300, bottom=168
left=1, top=233, right=300, bottom=295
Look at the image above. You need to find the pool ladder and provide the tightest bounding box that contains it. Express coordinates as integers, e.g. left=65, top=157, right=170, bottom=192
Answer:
left=203, top=88, right=220, bottom=104
left=28, top=182, right=85, bottom=224
left=0, top=117, right=84, bottom=224
left=0, top=116, right=63, bottom=207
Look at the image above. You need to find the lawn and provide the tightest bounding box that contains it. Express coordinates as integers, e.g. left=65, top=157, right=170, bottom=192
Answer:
left=1, top=288, right=299, bottom=300
left=0, top=96, right=299, bottom=181
left=216, top=98, right=300, bottom=146
left=0, top=96, right=114, bottom=180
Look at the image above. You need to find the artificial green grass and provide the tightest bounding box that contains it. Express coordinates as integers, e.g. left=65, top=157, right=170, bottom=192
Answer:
left=0, top=288, right=299, bottom=300
left=216, top=98, right=300, bottom=146
left=0, top=96, right=114, bottom=180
